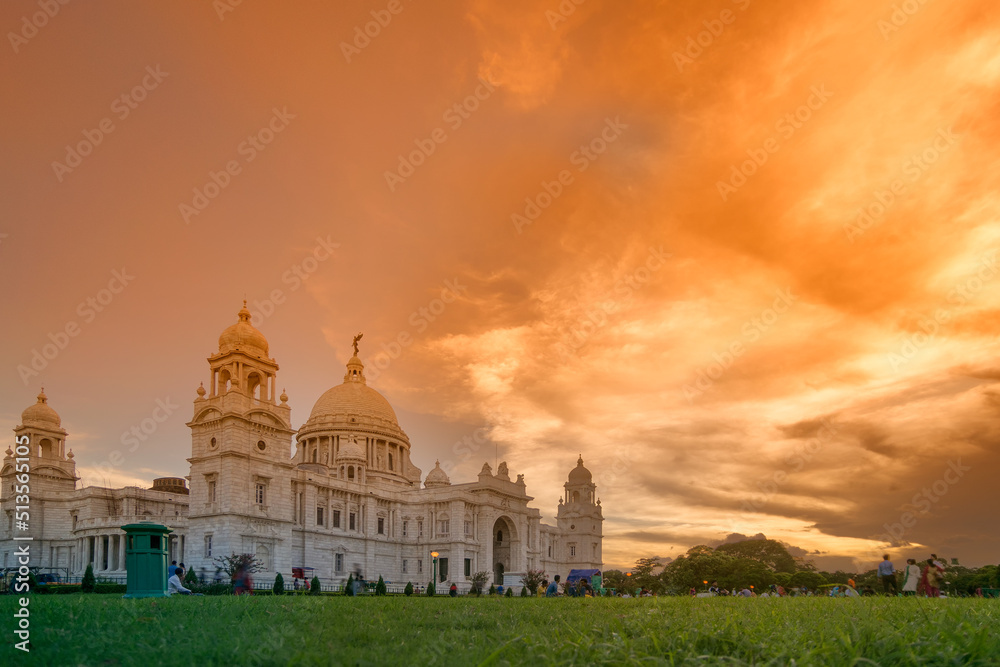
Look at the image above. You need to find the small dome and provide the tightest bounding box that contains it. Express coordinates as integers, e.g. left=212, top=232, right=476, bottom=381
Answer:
left=424, top=460, right=451, bottom=488
left=22, top=389, right=61, bottom=428
left=218, top=301, right=269, bottom=358
left=568, top=455, right=592, bottom=484
left=337, top=437, right=366, bottom=461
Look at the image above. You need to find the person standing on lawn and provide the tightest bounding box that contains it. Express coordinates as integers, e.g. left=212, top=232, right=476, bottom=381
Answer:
left=878, top=555, right=898, bottom=595
left=902, top=559, right=921, bottom=596
left=449, top=583, right=458, bottom=597
left=922, top=559, right=942, bottom=597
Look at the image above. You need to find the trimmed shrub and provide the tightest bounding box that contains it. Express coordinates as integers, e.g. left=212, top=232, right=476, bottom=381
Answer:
left=310, top=576, right=321, bottom=595
left=488, top=584, right=496, bottom=596
left=82, top=564, right=96, bottom=593
left=191, top=582, right=233, bottom=596
left=273, top=572, right=285, bottom=595
left=505, top=587, right=514, bottom=597
left=426, top=581, right=435, bottom=596
left=375, top=575, right=387, bottom=596
left=184, top=568, right=199, bottom=586
left=404, top=581, right=414, bottom=596
left=345, top=573, right=355, bottom=596
left=94, top=583, right=127, bottom=594
left=520, top=586, right=529, bottom=597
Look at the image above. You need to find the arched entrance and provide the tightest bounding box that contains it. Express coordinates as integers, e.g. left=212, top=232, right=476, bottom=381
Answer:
left=492, top=516, right=517, bottom=584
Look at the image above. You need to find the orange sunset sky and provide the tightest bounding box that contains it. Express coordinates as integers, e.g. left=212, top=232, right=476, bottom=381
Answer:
left=2, top=0, right=999, bottom=571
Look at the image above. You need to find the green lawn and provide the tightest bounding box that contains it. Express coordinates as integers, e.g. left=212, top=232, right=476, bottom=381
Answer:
left=3, top=595, right=998, bottom=665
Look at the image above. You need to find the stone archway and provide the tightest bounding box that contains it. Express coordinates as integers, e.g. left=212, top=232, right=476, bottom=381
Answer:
left=492, top=516, right=517, bottom=584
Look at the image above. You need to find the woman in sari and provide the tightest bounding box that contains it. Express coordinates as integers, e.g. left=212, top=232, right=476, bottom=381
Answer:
left=902, top=558, right=921, bottom=596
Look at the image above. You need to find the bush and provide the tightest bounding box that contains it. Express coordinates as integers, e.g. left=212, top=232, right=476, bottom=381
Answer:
left=82, top=564, right=96, bottom=593
left=345, top=574, right=355, bottom=596
left=505, top=587, right=514, bottom=597
left=520, top=586, right=529, bottom=597
left=427, top=581, right=435, bottom=596
left=185, top=568, right=199, bottom=586
left=273, top=572, right=285, bottom=595
left=488, top=584, right=496, bottom=596
left=94, top=583, right=127, bottom=594
left=190, top=582, right=233, bottom=596
left=375, top=575, right=387, bottom=596
left=310, top=576, right=321, bottom=595
left=404, top=581, right=414, bottom=596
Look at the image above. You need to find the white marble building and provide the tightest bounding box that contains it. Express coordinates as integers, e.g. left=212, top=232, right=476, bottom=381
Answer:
left=1, top=304, right=603, bottom=588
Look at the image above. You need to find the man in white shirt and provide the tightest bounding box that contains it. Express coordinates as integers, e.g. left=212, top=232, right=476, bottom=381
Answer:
left=168, top=567, right=193, bottom=595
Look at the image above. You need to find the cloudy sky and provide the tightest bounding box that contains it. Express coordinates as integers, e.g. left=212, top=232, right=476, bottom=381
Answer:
left=2, top=0, right=998, bottom=571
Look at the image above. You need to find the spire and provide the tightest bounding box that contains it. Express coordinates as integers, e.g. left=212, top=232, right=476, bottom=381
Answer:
left=344, top=334, right=366, bottom=384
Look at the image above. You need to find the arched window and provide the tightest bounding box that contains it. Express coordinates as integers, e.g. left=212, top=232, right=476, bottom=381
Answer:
left=496, top=530, right=503, bottom=543
left=348, top=466, right=355, bottom=480
left=38, top=438, right=53, bottom=458
left=247, top=372, right=262, bottom=400
left=572, top=491, right=580, bottom=503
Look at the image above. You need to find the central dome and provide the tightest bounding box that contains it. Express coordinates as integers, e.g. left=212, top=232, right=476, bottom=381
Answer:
left=308, top=382, right=399, bottom=427
left=306, top=353, right=401, bottom=429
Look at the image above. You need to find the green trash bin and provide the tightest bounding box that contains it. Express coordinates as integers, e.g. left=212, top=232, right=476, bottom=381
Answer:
left=121, top=522, right=173, bottom=598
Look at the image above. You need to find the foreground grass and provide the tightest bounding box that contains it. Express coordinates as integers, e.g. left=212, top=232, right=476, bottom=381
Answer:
left=3, top=595, right=998, bottom=665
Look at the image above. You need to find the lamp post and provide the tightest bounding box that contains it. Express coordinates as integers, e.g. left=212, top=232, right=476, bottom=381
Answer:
left=431, top=551, right=439, bottom=592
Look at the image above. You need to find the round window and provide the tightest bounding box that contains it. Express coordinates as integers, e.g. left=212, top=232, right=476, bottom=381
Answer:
left=570, top=524, right=576, bottom=530
left=209, top=437, right=217, bottom=449
left=256, top=440, right=266, bottom=452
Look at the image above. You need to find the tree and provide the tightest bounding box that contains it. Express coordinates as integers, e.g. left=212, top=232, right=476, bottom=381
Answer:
left=375, top=575, right=387, bottom=596
left=214, top=553, right=264, bottom=579
left=404, top=581, right=414, bottom=596
left=603, top=570, right=627, bottom=591
left=520, top=585, right=529, bottom=597
left=488, top=584, right=496, bottom=595
left=520, top=569, right=546, bottom=595
left=273, top=572, right=285, bottom=595
left=789, top=570, right=827, bottom=590
left=310, top=576, right=321, bottom=595
left=715, top=539, right=797, bottom=573
left=662, top=549, right=736, bottom=592
left=82, top=564, right=96, bottom=593
left=184, top=568, right=199, bottom=586
left=345, top=573, right=355, bottom=596
left=632, top=557, right=664, bottom=593
left=427, top=581, right=435, bottom=596
left=505, top=587, right=514, bottom=597
left=471, top=571, right=490, bottom=596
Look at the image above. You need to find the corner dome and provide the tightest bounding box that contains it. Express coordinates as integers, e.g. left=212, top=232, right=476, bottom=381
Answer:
left=218, top=301, right=269, bottom=358
left=22, top=389, right=61, bottom=428
left=568, top=456, right=592, bottom=484
left=424, top=460, right=451, bottom=488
